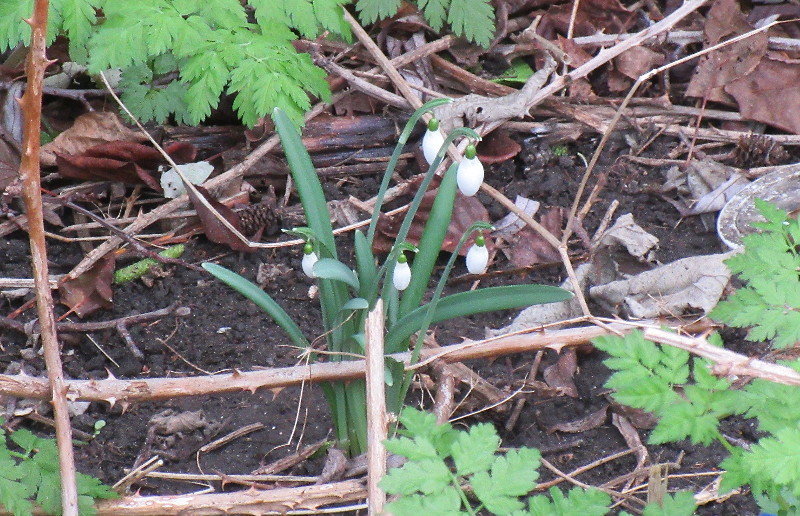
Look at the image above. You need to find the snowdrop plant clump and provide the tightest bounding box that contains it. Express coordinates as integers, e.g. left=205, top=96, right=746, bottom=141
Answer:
left=203, top=99, right=571, bottom=456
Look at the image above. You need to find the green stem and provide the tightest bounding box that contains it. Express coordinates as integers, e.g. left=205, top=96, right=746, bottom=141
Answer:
left=367, top=97, right=453, bottom=245
left=450, top=470, right=477, bottom=516
left=396, top=221, right=492, bottom=412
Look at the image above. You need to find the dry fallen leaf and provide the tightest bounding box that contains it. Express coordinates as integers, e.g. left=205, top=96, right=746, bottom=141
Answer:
left=373, top=175, right=491, bottom=255
left=507, top=206, right=564, bottom=268
left=187, top=185, right=253, bottom=253
left=685, top=0, right=767, bottom=105
left=58, top=254, right=115, bottom=318
left=726, top=57, right=800, bottom=134
left=546, top=405, right=608, bottom=433
left=41, top=112, right=149, bottom=167
left=56, top=141, right=197, bottom=191
left=543, top=348, right=579, bottom=398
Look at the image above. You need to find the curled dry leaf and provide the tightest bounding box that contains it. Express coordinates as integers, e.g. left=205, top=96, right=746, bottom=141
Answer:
left=546, top=405, right=608, bottom=434
left=58, top=253, right=115, bottom=318
left=56, top=141, right=197, bottom=191
left=41, top=112, right=149, bottom=167
left=475, top=130, right=522, bottom=164
left=507, top=206, right=564, bottom=268
left=187, top=185, right=253, bottom=253
left=536, top=0, right=634, bottom=39
left=543, top=348, right=579, bottom=398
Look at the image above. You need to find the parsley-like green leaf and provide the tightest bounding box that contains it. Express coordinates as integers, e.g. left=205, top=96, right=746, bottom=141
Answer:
left=526, top=487, right=611, bottom=516
left=451, top=423, right=499, bottom=476
left=640, top=491, right=697, bottom=516
left=384, top=489, right=462, bottom=516
left=471, top=447, right=541, bottom=514
left=0, top=0, right=34, bottom=53
left=711, top=201, right=800, bottom=348
left=380, top=458, right=452, bottom=495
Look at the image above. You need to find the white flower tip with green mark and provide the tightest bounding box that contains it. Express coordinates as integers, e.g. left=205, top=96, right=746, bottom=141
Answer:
left=393, top=260, right=412, bottom=291
left=422, top=126, right=445, bottom=165
left=302, top=244, right=318, bottom=278
left=466, top=239, right=489, bottom=275
left=457, top=155, right=484, bottom=196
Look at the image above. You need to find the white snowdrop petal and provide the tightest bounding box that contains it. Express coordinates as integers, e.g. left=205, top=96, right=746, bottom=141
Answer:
left=422, top=129, right=445, bottom=164
left=302, top=252, right=318, bottom=278
left=393, top=261, right=412, bottom=291
left=457, top=157, right=484, bottom=196
left=466, top=244, right=489, bottom=275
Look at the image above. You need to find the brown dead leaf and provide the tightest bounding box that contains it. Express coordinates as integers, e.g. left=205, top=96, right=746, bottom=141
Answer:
left=41, top=112, right=148, bottom=167
left=56, top=141, right=196, bottom=191
left=187, top=185, right=253, bottom=252
left=546, top=405, right=608, bottom=433
left=543, top=348, right=579, bottom=397
left=58, top=253, right=115, bottom=318
left=685, top=0, right=767, bottom=104
left=0, top=136, right=20, bottom=192
left=537, top=0, right=634, bottom=39
left=508, top=206, right=563, bottom=268
left=476, top=130, right=522, bottom=164
left=614, top=46, right=665, bottom=80
left=726, top=56, right=800, bottom=134
left=611, top=412, right=648, bottom=467
left=373, top=175, right=491, bottom=255
left=608, top=398, right=658, bottom=429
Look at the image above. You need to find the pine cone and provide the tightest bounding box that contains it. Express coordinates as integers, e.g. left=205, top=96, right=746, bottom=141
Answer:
left=237, top=201, right=282, bottom=237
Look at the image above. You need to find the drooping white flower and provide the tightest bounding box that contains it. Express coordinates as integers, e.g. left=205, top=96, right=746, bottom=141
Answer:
left=457, top=143, right=484, bottom=196
left=393, top=254, right=412, bottom=291
left=421, top=118, right=445, bottom=165
left=301, top=242, right=318, bottom=278
left=466, top=234, right=489, bottom=275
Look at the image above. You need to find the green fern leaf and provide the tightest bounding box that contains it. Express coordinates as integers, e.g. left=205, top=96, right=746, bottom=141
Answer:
left=447, top=0, right=494, bottom=46
left=0, top=0, right=34, bottom=52
left=312, top=0, right=352, bottom=38
left=356, top=0, right=402, bottom=24
left=417, top=0, right=448, bottom=31
left=54, top=0, right=98, bottom=62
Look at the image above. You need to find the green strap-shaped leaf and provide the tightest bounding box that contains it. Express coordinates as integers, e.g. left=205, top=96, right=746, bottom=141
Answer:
left=313, top=258, right=360, bottom=290
left=385, top=285, right=572, bottom=353
left=273, top=107, right=351, bottom=352
left=202, top=262, right=309, bottom=348
left=341, top=298, right=369, bottom=311
left=398, top=163, right=457, bottom=317
left=354, top=230, right=377, bottom=300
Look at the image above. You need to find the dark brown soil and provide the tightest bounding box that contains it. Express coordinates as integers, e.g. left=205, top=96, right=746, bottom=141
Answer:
left=0, top=131, right=767, bottom=515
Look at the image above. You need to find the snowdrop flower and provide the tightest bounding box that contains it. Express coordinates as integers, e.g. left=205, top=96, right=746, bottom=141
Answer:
left=466, top=234, right=489, bottom=275
left=301, top=242, right=318, bottom=278
left=393, top=253, right=412, bottom=291
left=457, top=143, right=484, bottom=196
left=421, top=118, right=445, bottom=164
